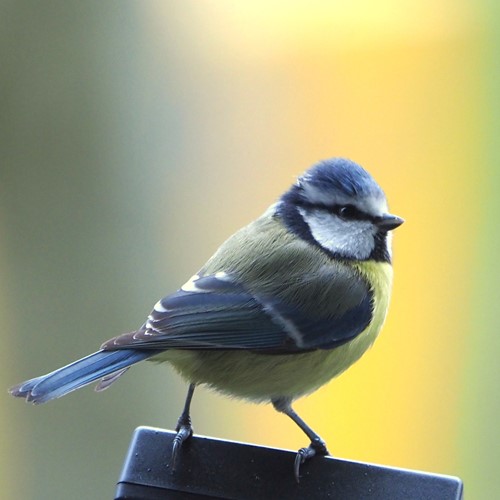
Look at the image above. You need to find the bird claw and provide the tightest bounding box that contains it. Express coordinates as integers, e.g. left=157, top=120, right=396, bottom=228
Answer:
left=294, top=437, right=329, bottom=482
left=170, top=422, right=193, bottom=471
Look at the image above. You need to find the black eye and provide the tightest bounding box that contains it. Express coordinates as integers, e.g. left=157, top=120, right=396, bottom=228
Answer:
left=337, top=204, right=360, bottom=220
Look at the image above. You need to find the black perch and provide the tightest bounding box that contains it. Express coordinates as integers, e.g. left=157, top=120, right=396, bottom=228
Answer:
left=115, top=427, right=463, bottom=500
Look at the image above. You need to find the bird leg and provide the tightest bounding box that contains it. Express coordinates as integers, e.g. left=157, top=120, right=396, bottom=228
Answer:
left=272, top=397, right=329, bottom=482
left=170, top=383, right=196, bottom=471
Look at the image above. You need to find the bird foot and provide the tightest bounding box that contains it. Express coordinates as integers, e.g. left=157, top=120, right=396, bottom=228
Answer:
left=170, top=418, right=193, bottom=471
left=294, top=437, right=329, bottom=482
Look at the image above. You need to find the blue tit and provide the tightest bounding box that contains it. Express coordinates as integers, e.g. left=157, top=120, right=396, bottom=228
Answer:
left=9, top=157, right=403, bottom=481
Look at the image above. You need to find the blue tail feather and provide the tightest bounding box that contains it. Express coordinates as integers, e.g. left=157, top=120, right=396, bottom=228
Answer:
left=9, top=349, right=155, bottom=404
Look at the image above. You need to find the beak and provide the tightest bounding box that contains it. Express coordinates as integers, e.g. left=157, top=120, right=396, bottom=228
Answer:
left=375, top=213, right=404, bottom=231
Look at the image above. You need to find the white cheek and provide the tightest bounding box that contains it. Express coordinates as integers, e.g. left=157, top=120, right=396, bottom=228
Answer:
left=298, top=208, right=375, bottom=260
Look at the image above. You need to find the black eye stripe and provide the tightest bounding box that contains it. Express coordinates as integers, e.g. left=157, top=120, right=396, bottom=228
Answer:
left=297, top=200, right=375, bottom=223
left=335, top=204, right=364, bottom=220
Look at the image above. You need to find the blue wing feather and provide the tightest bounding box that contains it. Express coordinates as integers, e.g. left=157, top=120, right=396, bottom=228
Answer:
left=105, top=272, right=373, bottom=352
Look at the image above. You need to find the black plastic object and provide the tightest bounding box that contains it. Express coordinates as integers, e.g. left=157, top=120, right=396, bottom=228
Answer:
left=115, top=426, right=463, bottom=500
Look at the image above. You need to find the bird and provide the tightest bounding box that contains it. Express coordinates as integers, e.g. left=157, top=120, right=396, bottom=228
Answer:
left=9, top=157, right=403, bottom=481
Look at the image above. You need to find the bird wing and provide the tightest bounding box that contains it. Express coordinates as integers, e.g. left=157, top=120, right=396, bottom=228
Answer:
left=102, top=272, right=373, bottom=353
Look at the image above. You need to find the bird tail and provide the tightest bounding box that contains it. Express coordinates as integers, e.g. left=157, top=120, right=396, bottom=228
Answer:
left=9, top=349, right=155, bottom=404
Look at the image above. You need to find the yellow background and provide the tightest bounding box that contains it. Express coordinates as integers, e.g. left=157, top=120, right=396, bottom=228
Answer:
left=1, top=2, right=498, bottom=498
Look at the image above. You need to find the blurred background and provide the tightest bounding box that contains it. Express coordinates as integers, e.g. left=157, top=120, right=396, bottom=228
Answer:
left=1, top=1, right=498, bottom=498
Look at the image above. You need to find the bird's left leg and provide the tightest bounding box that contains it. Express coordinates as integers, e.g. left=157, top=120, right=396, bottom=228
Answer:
left=171, top=383, right=196, bottom=470
left=272, top=397, right=329, bottom=482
